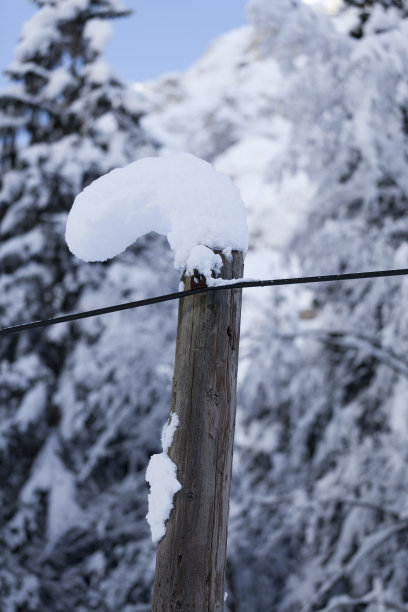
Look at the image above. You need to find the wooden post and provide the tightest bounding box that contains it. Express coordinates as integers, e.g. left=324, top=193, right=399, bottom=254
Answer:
left=152, top=249, right=244, bottom=611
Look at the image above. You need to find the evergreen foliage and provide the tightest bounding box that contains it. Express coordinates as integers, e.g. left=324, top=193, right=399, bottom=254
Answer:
left=0, top=2, right=164, bottom=609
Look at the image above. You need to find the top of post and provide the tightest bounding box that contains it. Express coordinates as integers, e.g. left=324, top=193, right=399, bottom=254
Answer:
left=65, top=153, right=248, bottom=282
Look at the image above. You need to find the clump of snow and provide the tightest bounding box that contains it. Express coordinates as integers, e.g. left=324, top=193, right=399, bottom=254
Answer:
left=84, top=58, right=114, bottom=84
left=95, top=112, right=118, bottom=134
left=16, top=383, right=47, bottom=432
left=65, top=153, right=248, bottom=277
left=185, top=244, right=222, bottom=279
left=86, top=550, right=107, bottom=577
left=161, top=412, right=180, bottom=453
left=21, top=434, right=82, bottom=540
left=57, top=0, right=89, bottom=20
left=84, top=19, right=113, bottom=53
left=44, top=67, right=72, bottom=99
left=15, top=7, right=59, bottom=62
left=146, top=413, right=181, bottom=543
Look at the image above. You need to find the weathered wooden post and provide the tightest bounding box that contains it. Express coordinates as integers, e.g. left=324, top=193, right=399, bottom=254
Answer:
left=65, top=152, right=247, bottom=610
left=152, top=249, right=244, bottom=611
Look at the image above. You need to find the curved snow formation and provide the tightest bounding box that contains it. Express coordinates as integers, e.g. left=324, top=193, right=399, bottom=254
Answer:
left=146, top=413, right=181, bottom=543
left=65, top=152, right=248, bottom=274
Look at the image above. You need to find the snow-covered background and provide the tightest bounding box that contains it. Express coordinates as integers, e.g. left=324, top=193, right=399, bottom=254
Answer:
left=1, top=0, right=408, bottom=610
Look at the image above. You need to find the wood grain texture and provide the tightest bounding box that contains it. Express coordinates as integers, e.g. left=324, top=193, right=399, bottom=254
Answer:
left=152, top=250, right=244, bottom=612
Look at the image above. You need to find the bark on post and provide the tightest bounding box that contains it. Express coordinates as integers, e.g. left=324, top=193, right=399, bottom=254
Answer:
left=152, top=249, right=244, bottom=611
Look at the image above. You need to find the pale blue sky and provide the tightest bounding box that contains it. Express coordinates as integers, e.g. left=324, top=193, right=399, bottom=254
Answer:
left=0, top=0, right=248, bottom=88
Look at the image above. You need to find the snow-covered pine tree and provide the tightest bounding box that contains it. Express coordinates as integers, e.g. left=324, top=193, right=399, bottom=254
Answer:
left=0, top=2, right=173, bottom=609
left=0, top=0, right=154, bottom=330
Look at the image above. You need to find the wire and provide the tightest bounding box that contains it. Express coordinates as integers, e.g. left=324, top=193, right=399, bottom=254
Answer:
left=2, top=267, right=408, bottom=336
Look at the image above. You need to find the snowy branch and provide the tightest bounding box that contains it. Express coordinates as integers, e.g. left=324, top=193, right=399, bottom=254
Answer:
left=274, top=328, right=408, bottom=379
left=256, top=492, right=402, bottom=522
left=301, top=521, right=408, bottom=612
left=318, top=592, right=408, bottom=612
left=316, top=496, right=403, bottom=522
left=77, top=406, right=130, bottom=483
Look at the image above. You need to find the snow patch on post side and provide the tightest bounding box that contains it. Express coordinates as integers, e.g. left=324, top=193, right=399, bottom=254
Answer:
left=146, top=413, right=181, bottom=543
left=65, top=153, right=248, bottom=280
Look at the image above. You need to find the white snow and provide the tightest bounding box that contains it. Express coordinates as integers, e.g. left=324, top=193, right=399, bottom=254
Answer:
left=44, top=67, right=72, bottom=99
left=21, top=434, right=82, bottom=540
left=161, top=412, right=180, bottom=453
left=15, top=383, right=47, bottom=432
left=84, top=58, right=114, bottom=84
left=84, top=19, right=113, bottom=53
left=185, top=244, right=222, bottom=280
left=95, top=112, right=118, bottom=134
left=146, top=413, right=181, bottom=543
left=57, top=0, right=89, bottom=20
left=15, top=7, right=59, bottom=62
left=86, top=550, right=107, bottom=576
left=14, top=0, right=124, bottom=64
left=65, top=153, right=248, bottom=277
left=1, top=228, right=45, bottom=260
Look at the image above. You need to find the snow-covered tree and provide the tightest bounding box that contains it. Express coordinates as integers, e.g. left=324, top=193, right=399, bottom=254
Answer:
left=0, top=0, right=153, bottom=326
left=0, top=2, right=166, bottom=609
left=230, top=2, right=408, bottom=609
left=142, top=0, right=408, bottom=609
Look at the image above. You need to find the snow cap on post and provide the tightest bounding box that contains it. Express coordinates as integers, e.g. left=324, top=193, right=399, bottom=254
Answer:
left=65, top=153, right=248, bottom=278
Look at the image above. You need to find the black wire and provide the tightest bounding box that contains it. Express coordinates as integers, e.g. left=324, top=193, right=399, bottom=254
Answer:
left=2, top=267, right=408, bottom=336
